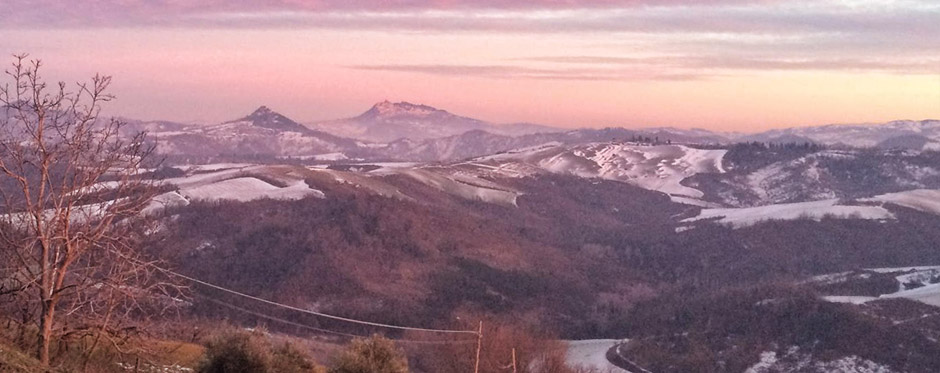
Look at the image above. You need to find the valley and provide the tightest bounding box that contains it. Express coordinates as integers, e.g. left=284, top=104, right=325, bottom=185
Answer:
left=4, top=101, right=940, bottom=372
left=4, top=2, right=939, bottom=370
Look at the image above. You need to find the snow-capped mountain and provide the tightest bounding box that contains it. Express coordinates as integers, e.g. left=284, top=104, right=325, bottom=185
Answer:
left=308, top=100, right=561, bottom=142
left=145, top=106, right=365, bottom=158
left=241, top=105, right=312, bottom=133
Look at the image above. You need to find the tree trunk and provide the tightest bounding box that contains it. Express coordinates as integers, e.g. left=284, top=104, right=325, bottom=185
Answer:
left=37, top=299, right=56, bottom=366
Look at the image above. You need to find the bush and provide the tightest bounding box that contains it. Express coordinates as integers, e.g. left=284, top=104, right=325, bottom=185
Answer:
left=198, top=330, right=322, bottom=373
left=273, top=342, right=326, bottom=373
left=329, top=335, right=409, bottom=373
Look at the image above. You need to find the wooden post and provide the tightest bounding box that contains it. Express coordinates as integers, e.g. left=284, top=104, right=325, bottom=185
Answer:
left=474, top=321, right=483, bottom=373
left=511, top=347, right=517, bottom=373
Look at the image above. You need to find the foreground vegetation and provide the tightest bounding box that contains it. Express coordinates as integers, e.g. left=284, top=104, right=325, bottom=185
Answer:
left=0, top=316, right=591, bottom=373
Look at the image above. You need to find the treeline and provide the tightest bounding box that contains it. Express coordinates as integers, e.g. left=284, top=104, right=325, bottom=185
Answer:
left=722, top=141, right=825, bottom=173
left=619, top=285, right=940, bottom=372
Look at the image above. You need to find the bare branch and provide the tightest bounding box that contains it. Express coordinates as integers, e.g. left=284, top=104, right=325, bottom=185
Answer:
left=0, top=55, right=184, bottom=366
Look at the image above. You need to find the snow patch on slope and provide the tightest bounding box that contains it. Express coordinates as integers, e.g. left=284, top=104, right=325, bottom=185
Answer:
left=745, top=347, right=893, bottom=373
left=474, top=143, right=727, bottom=204
left=881, top=282, right=940, bottom=307
left=682, top=199, right=894, bottom=228
left=817, top=267, right=940, bottom=308
left=179, top=177, right=323, bottom=202
left=399, top=169, right=519, bottom=206
left=821, top=296, right=879, bottom=305
left=144, top=166, right=325, bottom=214
left=584, top=144, right=726, bottom=198
left=862, top=189, right=940, bottom=215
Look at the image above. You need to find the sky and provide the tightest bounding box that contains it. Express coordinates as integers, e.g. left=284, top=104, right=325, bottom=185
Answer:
left=1, top=0, right=938, bottom=132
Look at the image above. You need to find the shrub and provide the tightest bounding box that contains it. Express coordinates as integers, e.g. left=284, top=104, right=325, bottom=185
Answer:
left=273, top=342, right=327, bottom=373
left=198, top=330, right=322, bottom=373
left=197, top=331, right=270, bottom=373
left=329, top=335, right=409, bottom=373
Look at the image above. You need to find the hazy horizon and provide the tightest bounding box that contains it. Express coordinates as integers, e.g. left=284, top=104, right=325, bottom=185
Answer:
left=113, top=100, right=937, bottom=137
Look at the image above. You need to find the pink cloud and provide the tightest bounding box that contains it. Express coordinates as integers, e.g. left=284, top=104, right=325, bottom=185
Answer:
left=0, top=0, right=781, bottom=27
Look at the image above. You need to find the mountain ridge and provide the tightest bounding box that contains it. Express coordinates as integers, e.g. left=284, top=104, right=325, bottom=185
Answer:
left=308, top=100, right=562, bottom=142
left=122, top=102, right=940, bottom=162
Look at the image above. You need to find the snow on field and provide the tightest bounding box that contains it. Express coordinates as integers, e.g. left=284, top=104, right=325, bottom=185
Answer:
left=822, top=296, right=878, bottom=305
left=163, top=167, right=253, bottom=189
left=583, top=144, right=726, bottom=199
left=312, top=152, right=349, bottom=161
left=862, top=189, right=940, bottom=215
left=816, top=267, right=940, bottom=307
left=142, top=191, right=190, bottom=215
left=862, top=266, right=940, bottom=291
left=821, top=286, right=940, bottom=307
left=882, top=283, right=940, bottom=307
left=399, top=169, right=519, bottom=206
left=355, top=141, right=388, bottom=148
left=473, top=142, right=564, bottom=163
left=355, top=162, right=423, bottom=173
left=4, top=200, right=120, bottom=225
left=806, top=271, right=858, bottom=285
left=179, top=177, right=323, bottom=202
left=140, top=166, right=327, bottom=214
left=745, top=347, right=893, bottom=373
left=889, top=268, right=940, bottom=292
left=565, top=340, right=626, bottom=372
left=745, top=156, right=836, bottom=204
left=474, top=143, right=726, bottom=205
left=866, top=266, right=940, bottom=274
left=682, top=199, right=894, bottom=228
left=670, top=195, right=721, bottom=207
left=180, top=163, right=254, bottom=172
left=279, top=153, right=349, bottom=161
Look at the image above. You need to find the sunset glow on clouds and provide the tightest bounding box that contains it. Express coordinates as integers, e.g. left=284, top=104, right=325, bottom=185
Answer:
left=1, top=0, right=937, bottom=131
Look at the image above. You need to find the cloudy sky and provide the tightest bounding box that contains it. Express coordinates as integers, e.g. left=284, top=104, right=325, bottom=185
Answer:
left=1, top=0, right=938, bottom=131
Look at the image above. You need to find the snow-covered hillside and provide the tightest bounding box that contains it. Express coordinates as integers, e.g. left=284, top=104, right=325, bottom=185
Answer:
left=862, top=189, right=940, bottom=215
left=681, top=199, right=894, bottom=228
left=680, top=189, right=940, bottom=230
left=464, top=142, right=728, bottom=205
left=143, top=165, right=325, bottom=214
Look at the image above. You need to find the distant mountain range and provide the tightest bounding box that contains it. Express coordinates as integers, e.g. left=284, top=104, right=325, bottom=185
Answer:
left=307, top=100, right=560, bottom=142
left=119, top=101, right=938, bottom=162
left=135, top=106, right=360, bottom=159
left=739, top=120, right=940, bottom=151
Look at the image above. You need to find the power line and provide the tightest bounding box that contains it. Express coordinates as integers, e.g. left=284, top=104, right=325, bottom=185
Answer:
left=198, top=295, right=475, bottom=345
left=152, top=264, right=479, bottom=337
left=198, top=295, right=362, bottom=339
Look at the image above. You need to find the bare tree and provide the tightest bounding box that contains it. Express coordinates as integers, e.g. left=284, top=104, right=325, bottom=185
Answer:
left=0, top=54, right=180, bottom=367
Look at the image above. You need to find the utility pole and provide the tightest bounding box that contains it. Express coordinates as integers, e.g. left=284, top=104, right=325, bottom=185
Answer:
left=474, top=321, right=483, bottom=373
